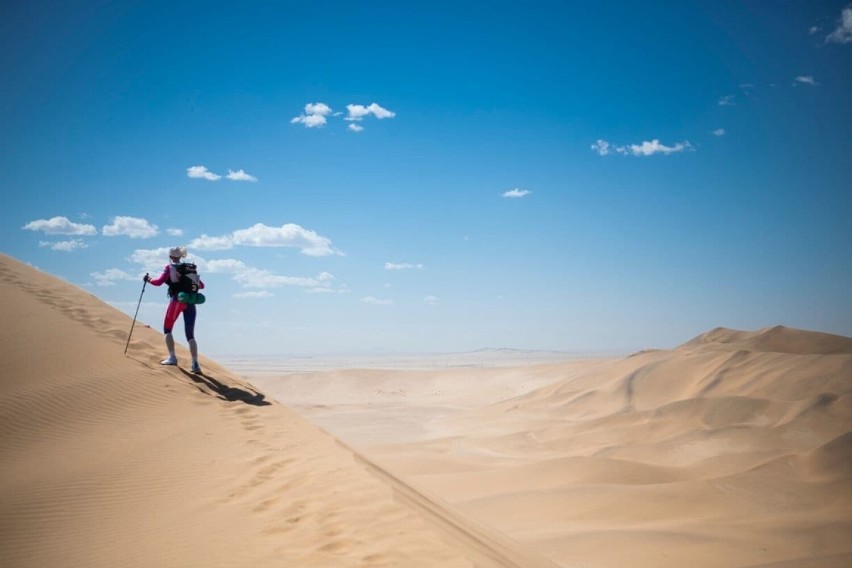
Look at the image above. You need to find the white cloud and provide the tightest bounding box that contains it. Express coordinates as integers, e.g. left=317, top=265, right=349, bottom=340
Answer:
left=39, top=239, right=88, bottom=251
left=628, top=139, right=692, bottom=156
left=226, top=169, right=258, bottom=182
left=234, top=290, right=274, bottom=299
left=236, top=267, right=321, bottom=289
left=385, top=262, right=424, bottom=270
left=205, top=258, right=248, bottom=273
left=348, top=123, right=364, bottom=133
left=305, top=102, right=332, bottom=116
left=592, top=139, right=691, bottom=157
left=187, top=234, right=235, bottom=250
left=91, top=268, right=137, bottom=286
left=810, top=25, right=822, bottom=35
left=794, top=75, right=818, bottom=86
left=827, top=6, right=852, bottom=43
left=292, top=102, right=332, bottom=128
left=102, top=216, right=159, bottom=238
left=424, top=295, right=438, bottom=305
left=167, top=228, right=184, bottom=236
left=718, top=94, right=736, bottom=106
left=187, top=165, right=221, bottom=181
left=502, top=188, right=531, bottom=198
left=361, top=296, right=393, bottom=306
left=713, top=128, right=726, bottom=136
left=190, top=223, right=342, bottom=256
left=23, top=216, right=97, bottom=235
left=345, top=103, right=396, bottom=121
left=591, top=140, right=613, bottom=156
left=130, top=247, right=172, bottom=271
left=367, top=103, right=395, bottom=119
left=202, top=257, right=336, bottom=292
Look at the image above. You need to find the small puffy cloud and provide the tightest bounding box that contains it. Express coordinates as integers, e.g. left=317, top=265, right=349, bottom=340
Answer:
left=713, top=128, right=726, bottom=137
left=102, top=216, right=159, bottom=238
left=345, top=103, right=396, bottom=121
left=91, top=268, right=137, bottom=286
left=167, top=228, right=184, bottom=236
left=292, top=102, right=332, bottom=128
left=348, top=123, right=364, bottom=133
left=187, top=165, right=221, bottom=181
left=424, top=295, right=438, bottom=305
left=794, top=75, right=818, bottom=86
left=39, top=239, right=88, bottom=251
left=502, top=188, right=531, bottom=198
left=591, top=140, right=614, bottom=156
left=718, top=95, right=736, bottom=106
left=827, top=6, right=852, bottom=44
left=305, top=102, right=332, bottom=115
left=810, top=25, right=822, bottom=35
left=226, top=169, right=258, bottom=182
left=23, top=216, right=97, bottom=235
left=190, top=223, right=342, bottom=256
left=361, top=296, right=393, bottom=306
left=385, top=262, right=424, bottom=270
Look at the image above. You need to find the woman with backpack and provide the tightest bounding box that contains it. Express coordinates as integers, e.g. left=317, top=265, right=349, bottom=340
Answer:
left=145, top=246, right=205, bottom=373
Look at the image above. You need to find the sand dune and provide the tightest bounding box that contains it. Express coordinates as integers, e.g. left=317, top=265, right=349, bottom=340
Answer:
left=6, top=250, right=850, bottom=568
left=252, top=327, right=852, bottom=567
left=0, top=253, right=562, bottom=567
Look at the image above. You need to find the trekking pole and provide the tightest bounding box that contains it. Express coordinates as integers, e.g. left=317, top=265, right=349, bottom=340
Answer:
left=124, top=274, right=148, bottom=355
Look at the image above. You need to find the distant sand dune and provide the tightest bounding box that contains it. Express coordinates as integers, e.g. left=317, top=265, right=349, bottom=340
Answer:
left=256, top=325, right=852, bottom=567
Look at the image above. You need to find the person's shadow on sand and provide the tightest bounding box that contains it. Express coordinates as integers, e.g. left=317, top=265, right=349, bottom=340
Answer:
left=179, top=368, right=271, bottom=406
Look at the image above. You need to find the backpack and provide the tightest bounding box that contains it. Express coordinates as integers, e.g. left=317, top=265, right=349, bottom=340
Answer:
left=168, top=263, right=205, bottom=304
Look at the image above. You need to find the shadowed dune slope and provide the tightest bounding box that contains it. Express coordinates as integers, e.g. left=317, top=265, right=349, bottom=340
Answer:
left=0, top=254, right=509, bottom=568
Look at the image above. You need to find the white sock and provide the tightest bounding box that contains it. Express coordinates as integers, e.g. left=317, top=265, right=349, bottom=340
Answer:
left=165, top=333, right=176, bottom=358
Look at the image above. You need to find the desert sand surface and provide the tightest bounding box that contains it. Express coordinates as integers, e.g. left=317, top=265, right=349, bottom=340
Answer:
left=246, top=331, right=852, bottom=567
left=0, top=253, right=563, bottom=568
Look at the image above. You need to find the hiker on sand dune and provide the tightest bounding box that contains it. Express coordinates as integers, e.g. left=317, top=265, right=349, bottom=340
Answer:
left=145, top=246, right=205, bottom=373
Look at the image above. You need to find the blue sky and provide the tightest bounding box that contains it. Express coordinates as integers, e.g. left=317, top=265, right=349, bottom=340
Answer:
left=2, top=1, right=851, bottom=358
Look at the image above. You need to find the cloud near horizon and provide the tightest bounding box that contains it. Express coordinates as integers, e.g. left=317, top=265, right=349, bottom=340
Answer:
left=39, top=239, right=88, bottom=251
left=23, top=216, right=97, bottom=235
left=190, top=223, right=342, bottom=256
left=102, top=216, right=159, bottom=238
left=230, top=266, right=327, bottom=289
left=361, top=296, right=393, bottom=306
left=385, top=262, right=424, bottom=270
left=91, top=268, right=137, bottom=286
